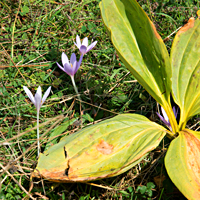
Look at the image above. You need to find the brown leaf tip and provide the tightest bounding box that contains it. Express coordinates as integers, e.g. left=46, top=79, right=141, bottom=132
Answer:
left=96, top=139, right=113, bottom=155
left=150, top=21, right=161, bottom=39
left=177, top=17, right=195, bottom=35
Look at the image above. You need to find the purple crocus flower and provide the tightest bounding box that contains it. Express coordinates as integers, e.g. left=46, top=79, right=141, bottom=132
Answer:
left=56, top=52, right=83, bottom=102
left=74, top=35, right=97, bottom=55
left=23, top=85, right=51, bottom=156
left=23, top=86, right=51, bottom=113
left=157, top=106, right=178, bottom=131
left=56, top=52, right=83, bottom=77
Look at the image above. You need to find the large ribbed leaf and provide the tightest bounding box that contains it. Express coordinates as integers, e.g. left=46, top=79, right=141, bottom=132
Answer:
left=165, top=129, right=200, bottom=199
left=171, top=14, right=200, bottom=129
left=100, top=0, right=178, bottom=133
left=100, top=0, right=171, bottom=103
left=33, top=114, right=166, bottom=182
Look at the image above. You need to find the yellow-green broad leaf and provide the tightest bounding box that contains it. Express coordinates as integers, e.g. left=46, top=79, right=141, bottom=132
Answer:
left=100, top=0, right=178, bottom=133
left=100, top=0, right=171, bottom=104
left=171, top=13, right=200, bottom=129
left=33, top=114, right=166, bottom=182
left=165, top=129, right=200, bottom=199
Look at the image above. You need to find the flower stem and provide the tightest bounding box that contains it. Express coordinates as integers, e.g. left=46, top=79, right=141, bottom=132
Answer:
left=70, top=76, right=84, bottom=107
left=37, top=111, right=40, bottom=157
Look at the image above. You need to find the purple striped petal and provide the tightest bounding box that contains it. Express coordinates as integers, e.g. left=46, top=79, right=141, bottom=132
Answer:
left=23, top=86, right=51, bottom=113
left=161, top=107, right=169, bottom=122
left=82, top=37, right=88, bottom=47
left=173, top=106, right=178, bottom=118
left=74, top=35, right=97, bottom=55
left=57, top=51, right=81, bottom=76
left=79, top=45, right=87, bottom=55
left=86, top=41, right=97, bottom=53
left=78, top=54, right=83, bottom=67
left=35, top=90, right=42, bottom=113
left=74, top=54, right=83, bottom=74
left=35, top=86, right=42, bottom=99
left=61, top=52, right=69, bottom=66
left=42, top=86, right=51, bottom=104
left=23, top=86, right=36, bottom=105
left=56, top=62, right=65, bottom=72
left=75, top=35, right=81, bottom=48
left=72, top=60, right=78, bottom=75
left=70, top=53, right=76, bottom=65
left=157, top=112, right=171, bottom=128
left=63, top=63, right=74, bottom=76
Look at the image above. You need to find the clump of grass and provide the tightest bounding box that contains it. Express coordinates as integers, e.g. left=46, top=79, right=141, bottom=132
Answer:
left=0, top=0, right=198, bottom=199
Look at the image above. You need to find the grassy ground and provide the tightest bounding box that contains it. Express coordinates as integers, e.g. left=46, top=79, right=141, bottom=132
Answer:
left=0, top=0, right=199, bottom=199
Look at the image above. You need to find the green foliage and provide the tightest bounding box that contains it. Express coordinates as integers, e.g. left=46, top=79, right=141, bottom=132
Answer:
left=0, top=0, right=199, bottom=199
left=100, top=0, right=178, bottom=134
left=171, top=16, right=200, bottom=129
left=20, top=5, right=29, bottom=16
left=136, top=182, right=155, bottom=198
left=100, top=0, right=171, bottom=106
left=111, top=182, right=155, bottom=199
left=0, top=178, right=27, bottom=200
left=165, top=129, right=200, bottom=199
left=35, top=114, right=166, bottom=182
left=100, top=0, right=200, bottom=199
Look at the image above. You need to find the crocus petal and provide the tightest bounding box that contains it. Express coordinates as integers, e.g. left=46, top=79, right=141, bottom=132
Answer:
left=72, top=60, right=78, bottom=75
left=79, top=45, right=87, bottom=55
left=78, top=54, right=83, bottom=68
left=63, top=63, right=74, bottom=76
left=23, top=86, right=36, bottom=105
left=35, top=92, right=42, bottom=113
left=34, top=86, right=42, bottom=112
left=82, top=37, right=88, bottom=47
left=156, top=112, right=171, bottom=128
left=74, top=54, right=83, bottom=74
left=42, top=86, right=51, bottom=104
left=74, top=60, right=81, bottom=75
left=173, top=106, right=178, bottom=118
left=70, top=53, right=77, bottom=65
left=74, top=35, right=97, bottom=55
left=86, top=41, right=97, bottom=53
left=57, top=51, right=82, bottom=77
left=35, top=86, right=42, bottom=100
left=56, top=62, right=65, bottom=72
left=61, top=52, right=69, bottom=66
left=161, top=107, right=169, bottom=122
left=75, top=35, right=81, bottom=48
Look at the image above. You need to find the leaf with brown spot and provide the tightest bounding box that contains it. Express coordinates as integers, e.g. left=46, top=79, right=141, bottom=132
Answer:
left=33, top=114, right=166, bottom=182
left=165, top=129, right=200, bottom=199
left=177, top=17, right=195, bottom=35
left=171, top=15, right=200, bottom=129
left=96, top=139, right=113, bottom=155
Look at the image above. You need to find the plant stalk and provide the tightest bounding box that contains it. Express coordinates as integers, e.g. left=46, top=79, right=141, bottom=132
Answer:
left=71, top=75, right=83, bottom=105
left=37, top=111, right=40, bottom=157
